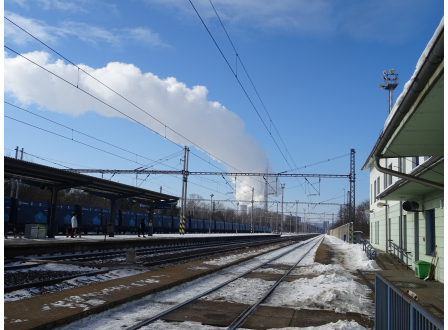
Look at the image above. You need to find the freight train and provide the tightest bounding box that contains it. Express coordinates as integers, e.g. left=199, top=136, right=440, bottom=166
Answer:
left=4, top=197, right=271, bottom=237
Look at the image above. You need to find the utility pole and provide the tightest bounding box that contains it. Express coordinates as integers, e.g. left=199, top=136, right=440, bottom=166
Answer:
left=179, top=146, right=189, bottom=235
left=209, top=194, right=214, bottom=234
left=281, top=184, right=285, bottom=233
left=296, top=200, right=298, bottom=234
left=160, top=186, right=162, bottom=193
left=251, top=188, right=254, bottom=234
left=276, top=203, right=279, bottom=233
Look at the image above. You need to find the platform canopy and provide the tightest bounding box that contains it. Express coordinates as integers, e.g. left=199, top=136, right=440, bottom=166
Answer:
left=4, top=157, right=179, bottom=203
left=377, top=156, right=444, bottom=201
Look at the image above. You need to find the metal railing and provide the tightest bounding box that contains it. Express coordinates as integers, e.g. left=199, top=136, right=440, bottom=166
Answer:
left=389, top=240, right=412, bottom=269
left=362, top=239, right=377, bottom=260
left=375, top=273, right=443, bottom=330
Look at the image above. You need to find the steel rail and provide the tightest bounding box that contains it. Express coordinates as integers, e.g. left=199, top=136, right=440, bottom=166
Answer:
left=127, top=235, right=322, bottom=330
left=13, top=236, right=282, bottom=265
left=5, top=237, right=294, bottom=292
left=227, top=236, right=323, bottom=329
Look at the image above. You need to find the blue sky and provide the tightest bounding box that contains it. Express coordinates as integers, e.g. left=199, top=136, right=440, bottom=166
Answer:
left=3, top=0, right=444, bottom=221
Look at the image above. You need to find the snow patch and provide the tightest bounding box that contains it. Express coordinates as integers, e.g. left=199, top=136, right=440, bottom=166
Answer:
left=265, top=274, right=374, bottom=315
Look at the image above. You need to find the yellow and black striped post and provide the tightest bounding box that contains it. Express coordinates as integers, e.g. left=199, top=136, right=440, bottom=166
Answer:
left=179, top=215, right=185, bottom=235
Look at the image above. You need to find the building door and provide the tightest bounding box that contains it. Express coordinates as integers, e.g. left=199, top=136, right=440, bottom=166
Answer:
left=414, top=213, right=419, bottom=261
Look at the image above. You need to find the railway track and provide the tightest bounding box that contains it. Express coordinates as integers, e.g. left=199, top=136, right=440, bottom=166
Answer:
left=126, top=235, right=323, bottom=330
left=4, top=235, right=316, bottom=294
left=5, top=236, right=293, bottom=270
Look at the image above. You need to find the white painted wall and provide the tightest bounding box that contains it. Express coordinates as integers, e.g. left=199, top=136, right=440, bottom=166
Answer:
left=367, top=157, right=444, bottom=282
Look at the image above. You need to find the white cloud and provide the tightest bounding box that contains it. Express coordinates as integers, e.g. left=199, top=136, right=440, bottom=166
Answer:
left=4, top=51, right=275, bottom=201
left=4, top=11, right=168, bottom=48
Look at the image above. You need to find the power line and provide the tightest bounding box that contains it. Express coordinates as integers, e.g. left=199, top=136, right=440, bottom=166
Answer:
left=188, top=1, right=313, bottom=198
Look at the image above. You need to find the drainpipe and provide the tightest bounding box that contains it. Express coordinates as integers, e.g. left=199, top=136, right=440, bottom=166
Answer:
left=373, top=157, right=443, bottom=190
left=385, top=204, right=388, bottom=253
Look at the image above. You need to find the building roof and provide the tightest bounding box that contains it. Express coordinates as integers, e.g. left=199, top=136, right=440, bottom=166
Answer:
left=4, top=157, right=179, bottom=202
left=362, top=18, right=444, bottom=171
left=376, top=156, right=444, bottom=201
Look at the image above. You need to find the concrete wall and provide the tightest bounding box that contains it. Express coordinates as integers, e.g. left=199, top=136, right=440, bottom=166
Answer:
left=329, top=222, right=352, bottom=242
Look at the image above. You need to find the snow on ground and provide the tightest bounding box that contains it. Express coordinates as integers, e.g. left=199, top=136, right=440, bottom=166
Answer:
left=323, top=235, right=380, bottom=271
left=270, top=237, right=321, bottom=266
left=203, top=245, right=281, bottom=266
left=55, top=238, right=319, bottom=330
left=264, top=273, right=373, bottom=315
left=4, top=267, right=149, bottom=302
left=135, top=319, right=367, bottom=330
left=4, top=263, right=102, bottom=273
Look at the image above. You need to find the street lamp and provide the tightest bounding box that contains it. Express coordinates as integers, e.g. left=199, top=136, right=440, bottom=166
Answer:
left=379, top=69, right=399, bottom=113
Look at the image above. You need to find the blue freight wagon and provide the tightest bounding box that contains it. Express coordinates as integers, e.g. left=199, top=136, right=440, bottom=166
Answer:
left=121, top=211, right=137, bottom=233
left=190, top=218, right=198, bottom=232
left=197, top=219, right=204, bottom=232
left=81, top=207, right=102, bottom=234
left=225, top=222, right=232, bottom=232
left=232, top=222, right=238, bottom=232
left=102, top=209, right=120, bottom=233
left=173, top=216, right=180, bottom=232
left=153, top=214, right=163, bottom=233
left=56, top=204, right=75, bottom=234
left=16, top=199, right=49, bottom=226
left=162, top=215, right=173, bottom=233
left=205, top=219, right=214, bottom=232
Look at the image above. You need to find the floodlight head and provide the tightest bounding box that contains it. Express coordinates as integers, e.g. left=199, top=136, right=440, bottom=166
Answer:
left=364, top=209, right=374, bottom=214
left=390, top=69, right=395, bottom=74
left=383, top=70, right=388, bottom=75
left=377, top=202, right=388, bottom=208
left=379, top=85, right=385, bottom=89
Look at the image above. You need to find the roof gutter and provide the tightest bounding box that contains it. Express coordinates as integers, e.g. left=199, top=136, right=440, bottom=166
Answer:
left=373, top=156, right=443, bottom=190
left=362, top=24, right=444, bottom=171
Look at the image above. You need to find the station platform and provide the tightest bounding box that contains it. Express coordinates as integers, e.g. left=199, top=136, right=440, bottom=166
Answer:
left=4, top=240, right=286, bottom=330
left=4, top=233, right=278, bottom=259
left=359, top=251, right=444, bottom=321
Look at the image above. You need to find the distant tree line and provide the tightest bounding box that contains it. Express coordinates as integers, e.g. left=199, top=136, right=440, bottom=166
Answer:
left=329, top=199, right=370, bottom=238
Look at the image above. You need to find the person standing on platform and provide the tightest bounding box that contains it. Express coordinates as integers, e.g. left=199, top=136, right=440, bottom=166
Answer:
left=71, top=213, right=78, bottom=238
left=138, top=218, right=146, bottom=238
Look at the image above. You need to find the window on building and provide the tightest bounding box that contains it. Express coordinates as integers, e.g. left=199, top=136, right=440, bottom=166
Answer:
left=412, top=157, right=419, bottom=169
left=402, top=157, right=406, bottom=173
left=384, top=173, right=387, bottom=189
left=388, top=164, right=393, bottom=186
left=424, top=156, right=430, bottom=161
left=426, top=210, right=436, bottom=255
left=374, top=181, right=376, bottom=202
left=377, top=177, right=380, bottom=197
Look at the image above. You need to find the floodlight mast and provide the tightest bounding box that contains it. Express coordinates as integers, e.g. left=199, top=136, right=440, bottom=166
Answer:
left=379, top=69, right=399, bottom=113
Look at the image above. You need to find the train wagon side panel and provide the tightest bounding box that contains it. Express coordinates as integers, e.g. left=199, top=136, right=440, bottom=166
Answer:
left=197, top=219, right=204, bottom=232
left=153, top=214, right=163, bottom=233
left=162, top=215, right=173, bottom=233
left=15, top=199, right=49, bottom=227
